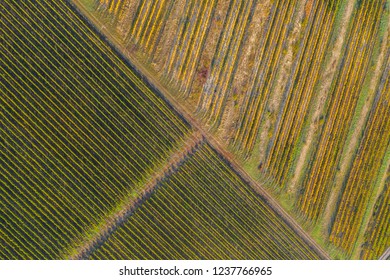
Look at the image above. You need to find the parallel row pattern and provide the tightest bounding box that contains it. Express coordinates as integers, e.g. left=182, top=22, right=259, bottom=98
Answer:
left=298, top=0, right=385, bottom=220
left=264, top=0, right=338, bottom=184
left=95, top=0, right=275, bottom=132
left=329, top=61, right=390, bottom=254
left=67, top=0, right=390, bottom=259
left=360, top=176, right=390, bottom=260
left=99, top=0, right=219, bottom=97
left=164, top=0, right=218, bottom=96
left=89, top=143, right=323, bottom=259
left=196, top=0, right=257, bottom=128
left=71, top=134, right=204, bottom=260
left=1, top=0, right=190, bottom=259
left=232, top=0, right=297, bottom=156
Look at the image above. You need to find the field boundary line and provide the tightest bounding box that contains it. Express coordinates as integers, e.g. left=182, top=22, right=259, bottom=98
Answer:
left=70, top=0, right=330, bottom=260
left=379, top=247, right=390, bottom=260
left=70, top=131, right=204, bottom=259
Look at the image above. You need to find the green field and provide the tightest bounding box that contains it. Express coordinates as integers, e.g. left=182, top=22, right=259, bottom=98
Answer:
left=1, top=0, right=190, bottom=259
left=90, top=142, right=322, bottom=259
left=84, top=0, right=390, bottom=259
left=1, top=0, right=327, bottom=260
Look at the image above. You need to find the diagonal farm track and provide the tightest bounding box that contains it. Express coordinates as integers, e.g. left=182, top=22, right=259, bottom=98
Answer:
left=70, top=0, right=330, bottom=259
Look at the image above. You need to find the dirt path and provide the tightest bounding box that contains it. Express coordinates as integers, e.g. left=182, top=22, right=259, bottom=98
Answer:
left=322, top=7, right=389, bottom=240
left=262, top=0, right=306, bottom=167
left=71, top=0, right=330, bottom=260
left=290, top=0, right=356, bottom=192
left=352, top=154, right=390, bottom=259
left=69, top=132, right=204, bottom=259
left=379, top=247, right=390, bottom=260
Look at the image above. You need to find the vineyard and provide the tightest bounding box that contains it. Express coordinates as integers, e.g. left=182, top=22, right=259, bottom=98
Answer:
left=79, top=0, right=390, bottom=259
left=1, top=0, right=330, bottom=260
left=360, top=176, right=390, bottom=260
left=298, top=0, right=385, bottom=221
left=2, top=0, right=389, bottom=260
left=329, top=61, right=390, bottom=254
left=1, top=0, right=190, bottom=259
left=263, top=0, right=338, bottom=184
left=89, top=142, right=322, bottom=259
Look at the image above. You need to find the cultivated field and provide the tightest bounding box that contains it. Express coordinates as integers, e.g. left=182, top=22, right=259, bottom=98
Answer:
left=89, top=142, right=323, bottom=259
left=82, top=0, right=390, bottom=259
left=360, top=176, right=389, bottom=259
left=1, top=0, right=329, bottom=260
left=329, top=61, right=389, bottom=255
left=1, top=0, right=190, bottom=259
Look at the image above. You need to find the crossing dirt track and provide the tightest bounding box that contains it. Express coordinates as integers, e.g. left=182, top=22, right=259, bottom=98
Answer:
left=1, top=0, right=389, bottom=260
